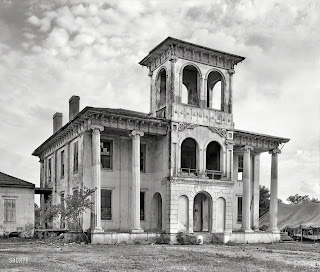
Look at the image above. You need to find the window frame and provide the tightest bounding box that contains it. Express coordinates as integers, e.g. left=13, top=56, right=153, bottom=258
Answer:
left=100, top=140, right=113, bottom=170
left=238, top=155, right=244, bottom=181
left=48, top=158, right=52, bottom=183
left=237, top=196, right=242, bottom=223
left=73, top=141, right=79, bottom=173
left=140, top=143, right=147, bottom=173
left=4, top=199, right=16, bottom=223
left=101, top=189, right=112, bottom=221
left=140, top=191, right=145, bottom=221
left=60, top=150, right=65, bottom=178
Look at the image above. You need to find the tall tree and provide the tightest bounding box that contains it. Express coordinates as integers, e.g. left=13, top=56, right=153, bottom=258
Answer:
left=259, top=185, right=270, bottom=217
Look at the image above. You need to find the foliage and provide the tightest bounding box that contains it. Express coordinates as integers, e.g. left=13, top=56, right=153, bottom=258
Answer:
left=259, top=185, right=270, bottom=217
left=34, top=203, right=41, bottom=228
left=36, top=187, right=95, bottom=232
left=176, top=231, right=189, bottom=245
left=61, top=188, right=95, bottom=231
left=286, top=194, right=320, bottom=204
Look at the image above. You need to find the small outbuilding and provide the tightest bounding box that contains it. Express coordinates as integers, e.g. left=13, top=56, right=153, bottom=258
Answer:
left=0, top=172, right=35, bottom=237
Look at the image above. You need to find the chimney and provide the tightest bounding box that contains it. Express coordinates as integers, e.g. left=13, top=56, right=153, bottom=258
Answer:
left=69, top=95, right=80, bottom=120
left=53, top=112, right=63, bottom=133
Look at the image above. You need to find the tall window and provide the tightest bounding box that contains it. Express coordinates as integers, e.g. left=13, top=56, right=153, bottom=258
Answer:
left=60, top=150, right=65, bottom=178
left=237, top=197, right=242, bottom=223
left=101, top=140, right=113, bottom=169
left=48, top=158, right=52, bottom=183
left=140, top=192, right=145, bottom=221
left=73, top=142, right=78, bottom=173
left=140, top=143, right=146, bottom=173
left=60, top=193, right=65, bottom=228
left=4, top=199, right=16, bottom=222
left=238, top=155, right=243, bottom=180
left=181, top=138, right=197, bottom=174
left=101, top=189, right=112, bottom=220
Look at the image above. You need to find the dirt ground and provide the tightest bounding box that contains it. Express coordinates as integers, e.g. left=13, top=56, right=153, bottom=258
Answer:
left=0, top=239, right=320, bottom=272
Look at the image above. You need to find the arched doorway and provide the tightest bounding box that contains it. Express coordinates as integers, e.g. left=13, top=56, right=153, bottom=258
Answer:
left=178, top=195, right=189, bottom=231
left=207, top=71, right=223, bottom=110
left=216, top=197, right=226, bottom=232
left=152, top=193, right=162, bottom=231
left=193, top=192, right=211, bottom=232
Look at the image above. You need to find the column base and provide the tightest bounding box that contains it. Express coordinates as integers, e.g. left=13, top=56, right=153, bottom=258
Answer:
left=92, top=228, right=104, bottom=234
left=267, top=228, right=280, bottom=233
left=240, top=228, right=254, bottom=233
left=129, top=228, right=144, bottom=234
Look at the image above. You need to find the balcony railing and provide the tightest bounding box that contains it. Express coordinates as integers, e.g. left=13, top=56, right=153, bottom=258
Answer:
left=180, top=168, right=200, bottom=176
left=205, top=170, right=222, bottom=180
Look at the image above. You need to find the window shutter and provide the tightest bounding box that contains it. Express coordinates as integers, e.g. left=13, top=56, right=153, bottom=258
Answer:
left=4, top=200, right=8, bottom=222
left=12, top=200, right=16, bottom=222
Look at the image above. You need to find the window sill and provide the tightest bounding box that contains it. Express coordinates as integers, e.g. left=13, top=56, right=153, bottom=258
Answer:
left=101, top=219, right=113, bottom=222
left=101, top=169, right=114, bottom=172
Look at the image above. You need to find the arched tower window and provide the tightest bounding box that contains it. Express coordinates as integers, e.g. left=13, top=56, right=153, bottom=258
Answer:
left=157, top=68, right=167, bottom=108
left=206, top=141, right=222, bottom=179
left=207, top=71, right=223, bottom=110
left=182, top=65, right=200, bottom=106
left=181, top=138, right=198, bottom=175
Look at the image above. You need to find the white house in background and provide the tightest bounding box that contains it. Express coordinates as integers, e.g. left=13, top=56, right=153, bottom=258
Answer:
left=0, top=172, right=35, bottom=237
left=32, top=37, right=289, bottom=244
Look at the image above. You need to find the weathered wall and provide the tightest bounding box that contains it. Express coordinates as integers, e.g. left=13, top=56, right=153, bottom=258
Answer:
left=0, top=187, right=34, bottom=236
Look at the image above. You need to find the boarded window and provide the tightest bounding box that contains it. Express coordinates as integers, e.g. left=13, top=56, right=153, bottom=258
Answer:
left=73, top=142, right=78, bottom=173
left=140, top=143, right=146, bottom=173
left=4, top=199, right=16, bottom=222
left=140, top=192, right=145, bottom=221
left=238, top=155, right=243, bottom=180
left=101, top=189, right=112, bottom=220
left=48, top=158, right=52, bottom=183
left=101, top=140, right=113, bottom=169
left=61, top=150, right=65, bottom=178
left=237, top=197, right=242, bottom=223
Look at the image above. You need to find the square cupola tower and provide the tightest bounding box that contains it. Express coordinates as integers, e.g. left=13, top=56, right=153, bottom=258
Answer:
left=139, top=37, right=245, bottom=130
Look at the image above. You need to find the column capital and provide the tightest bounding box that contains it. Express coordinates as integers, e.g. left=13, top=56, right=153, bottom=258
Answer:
left=90, top=124, right=104, bottom=132
left=240, top=145, right=254, bottom=153
left=169, top=56, right=178, bottom=63
left=129, top=130, right=144, bottom=138
left=228, top=69, right=235, bottom=75
left=269, top=148, right=281, bottom=155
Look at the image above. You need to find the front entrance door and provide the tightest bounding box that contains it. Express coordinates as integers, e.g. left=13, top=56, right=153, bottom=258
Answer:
left=193, top=193, right=210, bottom=232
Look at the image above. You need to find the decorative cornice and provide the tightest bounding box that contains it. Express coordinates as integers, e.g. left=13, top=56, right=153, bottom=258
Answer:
left=139, top=37, right=245, bottom=72
left=170, top=177, right=234, bottom=187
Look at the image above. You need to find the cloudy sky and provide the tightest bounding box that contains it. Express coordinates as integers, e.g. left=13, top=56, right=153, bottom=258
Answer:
left=0, top=0, right=319, bottom=202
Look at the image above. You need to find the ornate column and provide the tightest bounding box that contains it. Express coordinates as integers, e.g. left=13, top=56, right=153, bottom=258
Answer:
left=228, top=69, right=235, bottom=114
left=91, top=125, right=104, bottom=231
left=252, top=153, right=260, bottom=230
left=241, top=146, right=253, bottom=232
left=268, top=148, right=281, bottom=232
left=129, top=130, right=144, bottom=233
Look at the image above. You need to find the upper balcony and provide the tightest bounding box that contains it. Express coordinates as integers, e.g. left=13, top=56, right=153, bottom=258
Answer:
left=171, top=104, right=233, bottom=129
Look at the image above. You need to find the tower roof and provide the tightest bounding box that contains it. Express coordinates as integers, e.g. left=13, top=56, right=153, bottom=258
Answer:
left=139, top=37, right=245, bottom=70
